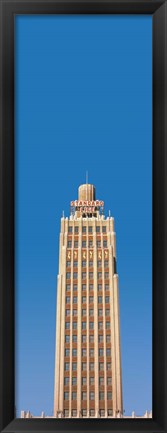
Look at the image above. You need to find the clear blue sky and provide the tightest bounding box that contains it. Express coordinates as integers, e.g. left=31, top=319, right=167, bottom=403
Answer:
left=15, top=15, right=152, bottom=417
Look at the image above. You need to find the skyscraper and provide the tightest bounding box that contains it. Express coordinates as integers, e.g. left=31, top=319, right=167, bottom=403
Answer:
left=54, top=183, right=123, bottom=418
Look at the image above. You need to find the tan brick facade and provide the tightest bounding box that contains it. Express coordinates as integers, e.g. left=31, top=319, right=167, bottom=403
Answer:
left=53, top=184, right=123, bottom=418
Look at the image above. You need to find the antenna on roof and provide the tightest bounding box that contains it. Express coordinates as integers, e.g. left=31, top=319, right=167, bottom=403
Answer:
left=62, top=210, right=64, bottom=218
left=109, top=210, right=111, bottom=217
left=86, top=170, right=88, bottom=185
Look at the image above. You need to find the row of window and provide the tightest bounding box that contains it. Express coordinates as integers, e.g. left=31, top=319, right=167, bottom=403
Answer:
left=68, top=226, right=107, bottom=234
left=66, top=296, right=110, bottom=305
left=65, top=348, right=111, bottom=357
left=65, top=321, right=110, bottom=330
left=65, top=362, right=112, bottom=371
left=64, top=376, right=112, bottom=386
left=67, top=240, right=107, bottom=248
left=65, top=334, right=111, bottom=343
left=66, top=284, right=110, bottom=292
left=64, top=391, right=112, bottom=400
left=67, top=261, right=109, bottom=268
left=65, top=309, right=110, bottom=318
left=67, top=272, right=109, bottom=280
left=64, top=409, right=113, bottom=417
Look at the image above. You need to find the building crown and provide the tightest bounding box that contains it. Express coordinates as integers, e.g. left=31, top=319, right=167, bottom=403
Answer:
left=70, top=184, right=104, bottom=218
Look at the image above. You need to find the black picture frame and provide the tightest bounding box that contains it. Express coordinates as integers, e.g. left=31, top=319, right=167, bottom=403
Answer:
left=0, top=0, right=167, bottom=432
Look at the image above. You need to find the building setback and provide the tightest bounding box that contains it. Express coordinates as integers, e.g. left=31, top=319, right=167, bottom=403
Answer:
left=54, top=183, right=123, bottom=418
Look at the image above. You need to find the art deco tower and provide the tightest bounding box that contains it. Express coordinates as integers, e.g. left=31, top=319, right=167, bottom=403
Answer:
left=54, top=184, right=123, bottom=418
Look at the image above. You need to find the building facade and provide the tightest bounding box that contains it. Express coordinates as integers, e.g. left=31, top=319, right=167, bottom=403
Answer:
left=53, top=183, right=123, bottom=418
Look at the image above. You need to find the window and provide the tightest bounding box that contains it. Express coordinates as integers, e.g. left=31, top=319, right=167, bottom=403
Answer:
left=82, top=241, right=86, bottom=247
left=82, top=335, right=86, bottom=343
left=73, top=309, right=77, bottom=316
left=64, top=409, right=69, bottom=417
left=66, top=296, right=70, bottom=304
left=90, top=409, right=95, bottom=417
left=82, top=226, right=86, bottom=233
left=82, top=348, right=87, bottom=357
left=82, top=363, right=87, bottom=371
left=104, top=261, right=108, bottom=268
left=74, top=226, right=78, bottom=233
left=72, top=362, right=77, bottom=371
left=74, top=241, right=78, bottom=248
left=73, top=285, right=77, bottom=291
left=88, top=226, right=92, bottom=233
left=105, top=272, right=109, bottom=279
left=108, top=409, right=113, bottom=416
left=82, top=322, right=86, bottom=330
left=98, top=321, right=103, bottom=329
left=65, top=335, right=70, bottom=343
left=107, top=391, right=112, bottom=400
left=89, top=348, right=94, bottom=357
left=98, top=309, right=103, bottom=316
left=90, top=362, right=94, bottom=371
left=89, top=240, right=93, bottom=247
left=82, top=309, right=86, bottom=316
left=64, top=392, right=69, bottom=400
left=89, top=261, right=93, bottom=267
left=66, top=284, right=70, bottom=291
left=105, top=284, right=109, bottom=291
left=64, top=377, right=69, bottom=385
left=107, top=362, right=111, bottom=370
left=99, top=377, right=104, bottom=385
left=82, top=409, right=87, bottom=416
left=68, top=226, right=72, bottom=233
left=96, top=226, right=100, bottom=232
left=98, top=272, right=102, bottom=279
left=73, top=296, right=77, bottom=304
left=89, top=335, right=94, bottom=343
left=102, top=226, right=106, bottom=233
left=82, top=261, right=86, bottom=267
left=72, top=409, right=77, bottom=417
left=72, top=392, right=77, bottom=400
left=72, top=349, right=77, bottom=356
left=97, top=261, right=102, bottom=268
left=73, top=322, right=77, bottom=329
left=82, top=284, right=86, bottom=291
left=66, top=272, right=71, bottom=279
left=98, top=296, right=102, bottom=303
left=89, top=322, right=94, bottom=330
left=89, top=284, right=93, bottom=291
left=89, top=272, right=93, bottom=279
left=82, top=272, right=86, bottom=279
left=67, top=241, right=72, bottom=248
left=107, top=377, right=112, bottom=385
left=99, top=348, right=103, bottom=356
left=90, top=392, right=94, bottom=400
left=82, top=296, right=86, bottom=303
left=65, top=322, right=70, bottom=330
left=106, top=309, right=110, bottom=316
left=66, top=261, right=71, bottom=268
left=98, top=284, right=102, bottom=291
left=82, top=392, right=87, bottom=400
left=65, top=349, right=70, bottom=357
left=106, top=321, right=110, bottom=329
left=90, top=377, right=94, bottom=385
left=106, top=335, right=110, bottom=342
left=65, top=362, right=69, bottom=371
left=106, top=349, right=111, bottom=357
left=73, top=272, right=78, bottom=279
left=66, top=309, right=70, bottom=316
left=82, top=377, right=87, bottom=385
left=89, top=308, right=93, bottom=316
left=105, top=296, right=110, bottom=303
left=99, top=362, right=104, bottom=371
left=99, top=392, right=104, bottom=400
left=89, top=296, right=93, bottom=303
left=100, top=409, right=105, bottom=417
left=97, top=241, right=101, bottom=247
left=103, top=240, right=107, bottom=247
left=98, top=335, right=103, bottom=343
left=73, top=335, right=77, bottom=342
left=74, top=261, right=78, bottom=268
